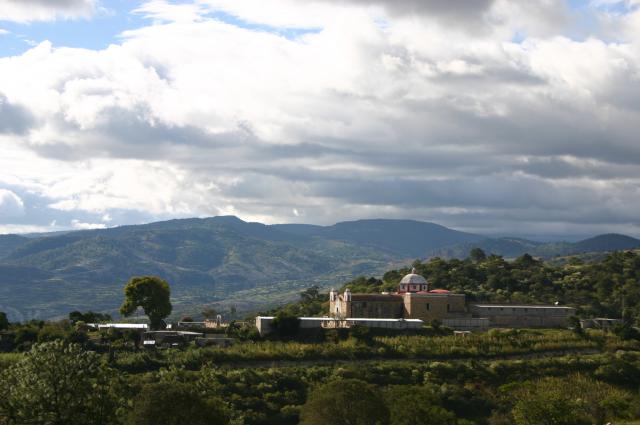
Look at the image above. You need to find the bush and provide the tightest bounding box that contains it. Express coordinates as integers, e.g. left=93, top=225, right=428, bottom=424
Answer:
left=271, top=311, right=300, bottom=338
left=384, top=385, right=456, bottom=425
left=300, top=379, right=389, bottom=425
left=512, top=374, right=635, bottom=425
left=128, top=382, right=228, bottom=425
left=0, top=341, right=122, bottom=425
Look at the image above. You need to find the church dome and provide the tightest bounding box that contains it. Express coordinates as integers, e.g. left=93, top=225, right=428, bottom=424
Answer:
left=400, top=268, right=427, bottom=284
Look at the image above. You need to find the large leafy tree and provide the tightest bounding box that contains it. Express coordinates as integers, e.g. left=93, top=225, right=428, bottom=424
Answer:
left=119, top=276, right=172, bottom=329
left=0, top=340, right=122, bottom=425
left=300, top=379, right=389, bottom=425
left=384, top=385, right=456, bottom=425
left=128, top=382, right=228, bottom=425
left=271, top=311, right=300, bottom=338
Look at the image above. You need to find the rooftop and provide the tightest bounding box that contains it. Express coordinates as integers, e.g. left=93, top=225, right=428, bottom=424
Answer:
left=351, top=294, right=403, bottom=301
left=257, top=316, right=423, bottom=323
left=400, top=267, right=427, bottom=285
left=471, top=304, right=575, bottom=309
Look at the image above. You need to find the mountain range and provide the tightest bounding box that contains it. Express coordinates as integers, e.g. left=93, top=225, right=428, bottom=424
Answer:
left=0, top=216, right=638, bottom=321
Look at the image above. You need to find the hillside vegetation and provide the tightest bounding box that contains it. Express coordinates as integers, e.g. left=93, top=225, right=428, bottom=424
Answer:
left=0, top=216, right=639, bottom=320
left=275, top=250, right=640, bottom=323
left=1, top=328, right=639, bottom=424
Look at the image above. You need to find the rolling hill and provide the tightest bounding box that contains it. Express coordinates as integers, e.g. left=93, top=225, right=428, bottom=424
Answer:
left=274, top=219, right=483, bottom=257
left=0, top=216, right=638, bottom=321
left=427, top=233, right=640, bottom=260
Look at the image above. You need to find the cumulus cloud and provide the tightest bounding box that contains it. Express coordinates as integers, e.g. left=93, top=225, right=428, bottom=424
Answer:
left=0, top=0, right=639, bottom=237
left=70, top=219, right=107, bottom=230
left=0, top=0, right=97, bottom=23
left=0, top=189, right=24, bottom=218
left=0, top=94, right=35, bottom=134
left=321, top=0, right=495, bottom=30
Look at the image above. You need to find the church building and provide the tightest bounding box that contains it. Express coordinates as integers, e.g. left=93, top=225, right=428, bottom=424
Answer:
left=329, top=268, right=575, bottom=328
left=330, top=268, right=467, bottom=322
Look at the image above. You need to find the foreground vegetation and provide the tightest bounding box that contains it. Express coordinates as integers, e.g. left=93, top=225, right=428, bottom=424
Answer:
left=2, top=250, right=640, bottom=424
left=1, top=333, right=639, bottom=425
left=1, top=324, right=639, bottom=424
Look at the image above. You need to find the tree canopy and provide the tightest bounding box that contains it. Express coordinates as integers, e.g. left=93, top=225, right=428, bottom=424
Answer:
left=119, top=276, right=172, bottom=329
left=385, top=385, right=456, bottom=425
left=300, top=379, right=389, bottom=425
left=0, top=340, right=121, bottom=425
left=271, top=311, right=301, bottom=338
left=511, top=374, right=634, bottom=425
left=128, top=382, right=228, bottom=425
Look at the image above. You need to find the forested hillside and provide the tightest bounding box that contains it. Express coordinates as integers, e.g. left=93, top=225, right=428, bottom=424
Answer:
left=275, top=250, right=640, bottom=322
left=1, top=215, right=639, bottom=321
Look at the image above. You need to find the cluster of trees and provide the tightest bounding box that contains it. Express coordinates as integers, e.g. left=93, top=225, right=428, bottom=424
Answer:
left=2, top=340, right=639, bottom=425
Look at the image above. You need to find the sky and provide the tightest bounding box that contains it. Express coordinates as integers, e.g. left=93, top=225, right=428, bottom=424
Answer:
left=1, top=0, right=640, bottom=240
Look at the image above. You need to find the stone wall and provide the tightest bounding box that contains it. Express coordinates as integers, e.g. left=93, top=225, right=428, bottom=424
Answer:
left=470, top=305, right=575, bottom=328
left=403, top=293, right=467, bottom=322
left=330, top=294, right=404, bottom=319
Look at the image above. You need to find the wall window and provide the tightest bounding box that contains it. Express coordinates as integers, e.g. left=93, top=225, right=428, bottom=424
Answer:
left=426, top=303, right=430, bottom=311
left=447, top=304, right=450, bottom=312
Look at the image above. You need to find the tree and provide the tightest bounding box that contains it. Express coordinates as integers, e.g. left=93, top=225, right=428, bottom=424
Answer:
left=514, top=253, right=538, bottom=268
left=0, top=311, right=8, bottom=331
left=0, top=340, right=122, bottom=425
left=69, top=311, right=112, bottom=324
left=201, top=308, right=218, bottom=320
left=300, top=286, right=320, bottom=302
left=270, top=311, right=300, bottom=338
left=385, top=385, right=456, bottom=425
left=512, top=375, right=633, bottom=425
left=300, top=379, right=389, bottom=425
left=128, top=382, right=228, bottom=425
left=469, top=248, right=487, bottom=263
left=119, top=276, right=172, bottom=329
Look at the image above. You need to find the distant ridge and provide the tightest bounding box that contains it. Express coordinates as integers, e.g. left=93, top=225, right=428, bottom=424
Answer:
left=275, top=219, right=483, bottom=258
left=428, top=233, right=640, bottom=259
left=0, top=234, right=29, bottom=259
left=570, top=233, right=640, bottom=254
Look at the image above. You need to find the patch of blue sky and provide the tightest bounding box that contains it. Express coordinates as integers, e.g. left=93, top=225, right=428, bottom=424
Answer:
left=208, top=10, right=321, bottom=40
left=0, top=0, right=146, bottom=57
left=574, top=0, right=639, bottom=14
left=510, top=30, right=527, bottom=44
left=0, top=0, right=320, bottom=58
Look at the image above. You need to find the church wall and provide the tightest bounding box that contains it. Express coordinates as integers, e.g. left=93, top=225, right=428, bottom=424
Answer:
left=347, top=300, right=404, bottom=318
left=329, top=288, right=575, bottom=329
left=404, top=294, right=467, bottom=322
left=330, top=296, right=404, bottom=319
left=470, top=305, right=575, bottom=328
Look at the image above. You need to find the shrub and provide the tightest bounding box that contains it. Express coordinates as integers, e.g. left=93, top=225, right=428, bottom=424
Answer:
left=300, top=379, right=389, bottom=425
left=127, top=381, right=228, bottom=425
